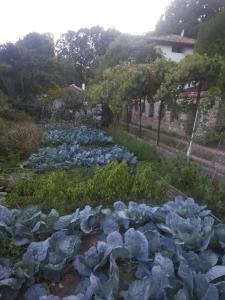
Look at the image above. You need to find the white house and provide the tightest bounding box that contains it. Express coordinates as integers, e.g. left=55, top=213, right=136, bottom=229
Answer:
left=148, top=34, right=195, bottom=62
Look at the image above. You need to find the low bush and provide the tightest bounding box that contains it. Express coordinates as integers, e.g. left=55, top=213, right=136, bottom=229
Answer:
left=81, top=162, right=134, bottom=204
left=0, top=121, right=42, bottom=158
left=7, top=162, right=169, bottom=213
left=0, top=93, right=42, bottom=161
left=0, top=116, right=42, bottom=161
left=166, top=155, right=225, bottom=221
left=132, top=162, right=170, bottom=203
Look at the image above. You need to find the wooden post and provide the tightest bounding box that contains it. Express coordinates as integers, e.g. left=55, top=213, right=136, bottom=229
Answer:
left=156, top=101, right=163, bottom=146
left=139, top=98, right=142, bottom=138
left=186, top=82, right=202, bottom=160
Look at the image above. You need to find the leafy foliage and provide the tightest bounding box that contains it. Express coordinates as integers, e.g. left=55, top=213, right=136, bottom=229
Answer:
left=1, top=198, right=225, bottom=299
left=56, top=26, right=120, bottom=84
left=107, top=127, right=162, bottom=163
left=27, top=143, right=137, bottom=171
left=109, top=128, right=225, bottom=222
left=132, top=163, right=169, bottom=202
left=0, top=96, right=42, bottom=160
left=155, top=0, right=225, bottom=38
left=0, top=33, right=59, bottom=101
left=7, top=161, right=169, bottom=213
left=26, top=125, right=137, bottom=171
left=43, top=125, right=113, bottom=146
left=165, top=155, right=225, bottom=221
left=97, top=34, right=160, bottom=71
left=196, top=11, right=225, bottom=57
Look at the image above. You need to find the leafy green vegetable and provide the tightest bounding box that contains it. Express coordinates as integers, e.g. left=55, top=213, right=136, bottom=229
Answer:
left=1, top=197, right=225, bottom=299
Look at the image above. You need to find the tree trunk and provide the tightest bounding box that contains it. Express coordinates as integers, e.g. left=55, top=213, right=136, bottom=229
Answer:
left=156, top=101, right=163, bottom=146
left=20, top=74, right=25, bottom=98
left=186, top=82, right=202, bottom=161
left=139, top=99, right=142, bottom=138
left=126, top=106, right=130, bottom=132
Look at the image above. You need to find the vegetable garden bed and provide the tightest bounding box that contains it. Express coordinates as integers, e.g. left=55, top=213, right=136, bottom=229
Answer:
left=26, top=125, right=137, bottom=172
left=1, top=123, right=225, bottom=299
left=1, top=197, right=225, bottom=299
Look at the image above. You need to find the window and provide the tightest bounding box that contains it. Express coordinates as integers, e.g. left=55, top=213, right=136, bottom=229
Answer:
left=172, top=46, right=184, bottom=53
left=149, top=102, right=154, bottom=117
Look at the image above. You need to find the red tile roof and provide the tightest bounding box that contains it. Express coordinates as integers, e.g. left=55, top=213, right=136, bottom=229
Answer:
left=149, top=34, right=196, bottom=46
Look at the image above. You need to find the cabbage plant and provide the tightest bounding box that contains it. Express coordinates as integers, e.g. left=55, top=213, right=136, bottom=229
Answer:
left=1, top=197, right=225, bottom=300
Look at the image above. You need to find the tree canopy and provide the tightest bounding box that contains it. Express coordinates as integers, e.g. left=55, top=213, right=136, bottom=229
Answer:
left=196, top=11, right=225, bottom=56
left=98, top=35, right=160, bottom=69
left=0, top=32, right=60, bottom=101
left=155, top=0, right=225, bottom=38
left=56, top=26, right=120, bottom=85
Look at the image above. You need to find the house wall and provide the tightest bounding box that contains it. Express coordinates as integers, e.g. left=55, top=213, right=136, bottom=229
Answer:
left=156, top=45, right=193, bottom=62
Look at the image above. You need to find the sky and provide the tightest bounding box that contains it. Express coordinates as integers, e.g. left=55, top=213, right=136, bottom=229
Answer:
left=0, top=0, right=171, bottom=44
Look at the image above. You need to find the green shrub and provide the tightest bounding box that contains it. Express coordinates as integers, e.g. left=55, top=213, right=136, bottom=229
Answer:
left=166, top=155, right=225, bottom=221
left=82, top=161, right=134, bottom=204
left=166, top=155, right=213, bottom=200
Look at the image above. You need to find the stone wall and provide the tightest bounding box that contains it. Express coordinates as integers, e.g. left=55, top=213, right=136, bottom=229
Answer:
left=123, top=99, right=220, bottom=138
left=195, top=101, right=220, bottom=138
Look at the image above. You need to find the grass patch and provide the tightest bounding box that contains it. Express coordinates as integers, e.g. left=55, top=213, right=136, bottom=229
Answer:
left=107, top=126, right=162, bottom=164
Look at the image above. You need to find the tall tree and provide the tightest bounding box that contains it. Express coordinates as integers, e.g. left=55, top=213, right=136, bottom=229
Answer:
left=0, top=32, right=59, bottom=101
left=196, top=11, right=225, bottom=56
left=155, top=0, right=225, bottom=38
left=88, top=64, right=133, bottom=123
left=56, top=27, right=120, bottom=85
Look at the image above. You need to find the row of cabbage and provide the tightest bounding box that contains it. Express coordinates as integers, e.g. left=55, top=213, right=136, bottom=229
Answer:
left=42, top=126, right=113, bottom=146
left=26, top=144, right=137, bottom=171
left=26, top=126, right=137, bottom=171
left=1, top=197, right=225, bottom=299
